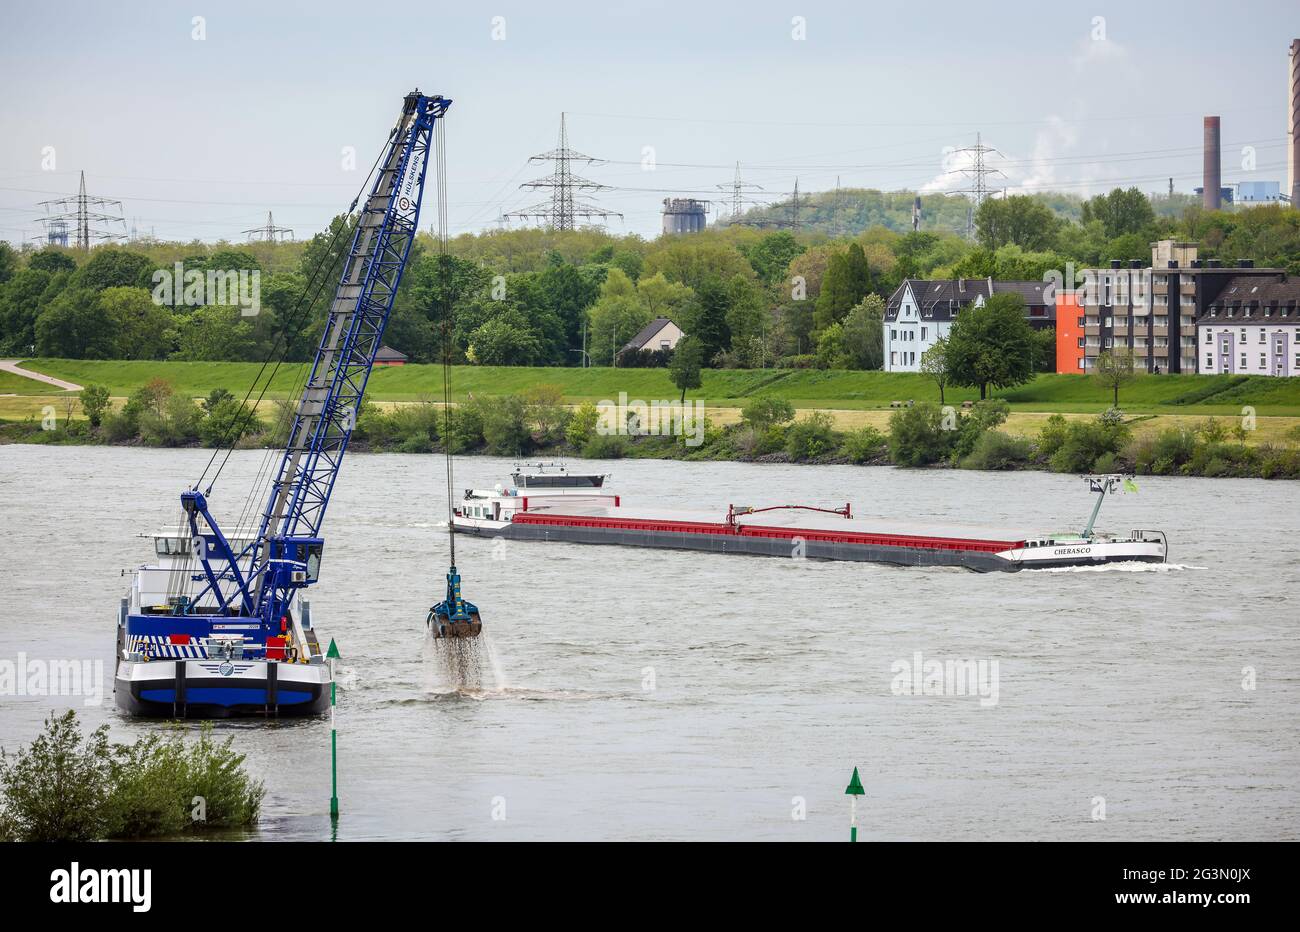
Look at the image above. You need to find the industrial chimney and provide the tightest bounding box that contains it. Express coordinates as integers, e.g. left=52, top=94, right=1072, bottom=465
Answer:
left=1290, top=40, right=1300, bottom=208
left=1203, top=116, right=1222, bottom=210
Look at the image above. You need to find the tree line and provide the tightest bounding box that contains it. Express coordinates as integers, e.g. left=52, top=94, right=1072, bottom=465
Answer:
left=1, top=186, right=1296, bottom=372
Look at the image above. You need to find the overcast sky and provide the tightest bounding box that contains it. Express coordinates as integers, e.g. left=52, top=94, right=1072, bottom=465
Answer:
left=1, top=0, right=1296, bottom=245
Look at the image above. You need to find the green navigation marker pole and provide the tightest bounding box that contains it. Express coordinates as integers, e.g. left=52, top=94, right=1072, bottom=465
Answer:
left=327, top=638, right=341, bottom=820
left=844, top=766, right=865, bottom=842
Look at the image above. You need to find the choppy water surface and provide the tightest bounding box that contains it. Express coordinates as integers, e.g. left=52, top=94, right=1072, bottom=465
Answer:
left=0, top=445, right=1296, bottom=840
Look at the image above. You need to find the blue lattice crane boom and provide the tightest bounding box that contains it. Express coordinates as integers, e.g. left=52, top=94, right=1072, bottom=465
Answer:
left=179, top=90, right=451, bottom=631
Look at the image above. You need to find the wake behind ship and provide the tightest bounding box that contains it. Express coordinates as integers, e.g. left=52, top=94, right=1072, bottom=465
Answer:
left=452, top=464, right=1167, bottom=572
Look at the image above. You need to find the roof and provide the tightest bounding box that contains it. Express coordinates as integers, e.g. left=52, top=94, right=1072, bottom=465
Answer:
left=622, top=317, right=676, bottom=351
left=374, top=345, right=408, bottom=362
left=885, top=278, right=1052, bottom=321
left=1200, top=274, right=1300, bottom=322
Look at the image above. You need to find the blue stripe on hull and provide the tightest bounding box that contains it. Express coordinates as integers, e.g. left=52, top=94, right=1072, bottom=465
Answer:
left=139, top=687, right=314, bottom=706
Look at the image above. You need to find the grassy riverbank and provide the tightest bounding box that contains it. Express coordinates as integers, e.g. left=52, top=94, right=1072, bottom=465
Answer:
left=6, top=358, right=1300, bottom=415
left=4, top=369, right=1299, bottom=479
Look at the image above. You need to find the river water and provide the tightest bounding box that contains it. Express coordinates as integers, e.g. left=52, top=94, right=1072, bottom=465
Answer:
left=0, top=444, right=1296, bottom=841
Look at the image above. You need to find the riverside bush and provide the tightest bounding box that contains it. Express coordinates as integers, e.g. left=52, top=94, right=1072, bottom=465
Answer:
left=0, top=711, right=263, bottom=841
left=888, top=402, right=951, bottom=466
left=841, top=425, right=887, bottom=463
left=961, top=430, right=1033, bottom=470
left=786, top=411, right=836, bottom=460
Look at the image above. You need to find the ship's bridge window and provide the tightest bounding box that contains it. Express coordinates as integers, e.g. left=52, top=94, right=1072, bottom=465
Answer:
left=154, top=537, right=186, bottom=556
left=511, top=474, right=605, bottom=489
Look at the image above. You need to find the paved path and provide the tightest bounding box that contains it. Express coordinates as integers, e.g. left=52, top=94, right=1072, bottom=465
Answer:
left=0, top=360, right=83, bottom=392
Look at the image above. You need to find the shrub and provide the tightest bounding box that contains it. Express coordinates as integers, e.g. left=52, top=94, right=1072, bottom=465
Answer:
left=786, top=411, right=837, bottom=461
left=477, top=395, right=532, bottom=456
left=444, top=399, right=485, bottom=453
left=0, top=710, right=112, bottom=842
left=139, top=393, right=201, bottom=447
left=961, top=430, right=1033, bottom=470
left=888, top=402, right=952, bottom=467
left=1045, top=412, right=1131, bottom=473
left=951, top=399, right=1009, bottom=460
left=565, top=401, right=600, bottom=449
left=582, top=433, right=628, bottom=459
left=523, top=384, right=568, bottom=445
left=1036, top=413, right=1069, bottom=462
left=79, top=383, right=111, bottom=428
left=0, top=711, right=264, bottom=841
left=198, top=395, right=262, bottom=448
left=842, top=426, right=887, bottom=464
left=740, top=394, right=796, bottom=431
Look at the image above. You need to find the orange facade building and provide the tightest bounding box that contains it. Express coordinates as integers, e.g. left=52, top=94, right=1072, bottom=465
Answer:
left=1055, top=290, right=1084, bottom=373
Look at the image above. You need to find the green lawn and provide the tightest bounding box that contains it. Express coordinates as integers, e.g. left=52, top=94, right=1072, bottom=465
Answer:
left=18, top=359, right=1300, bottom=415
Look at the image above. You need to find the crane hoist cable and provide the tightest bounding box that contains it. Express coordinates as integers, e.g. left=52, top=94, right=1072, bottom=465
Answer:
left=427, top=116, right=481, bottom=640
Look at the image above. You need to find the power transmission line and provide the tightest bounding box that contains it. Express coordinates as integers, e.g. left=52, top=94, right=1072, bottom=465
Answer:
left=36, top=170, right=126, bottom=250
left=502, top=113, right=622, bottom=229
left=715, top=161, right=764, bottom=219
left=241, top=210, right=294, bottom=242
left=949, top=133, right=1005, bottom=238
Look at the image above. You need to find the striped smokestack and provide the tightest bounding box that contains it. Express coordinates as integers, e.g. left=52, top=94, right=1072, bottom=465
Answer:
left=1290, top=40, right=1300, bottom=208
left=1203, top=116, right=1221, bottom=210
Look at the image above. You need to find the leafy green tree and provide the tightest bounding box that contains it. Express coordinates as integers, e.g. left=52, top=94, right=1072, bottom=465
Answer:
left=681, top=276, right=731, bottom=364
left=27, top=250, right=76, bottom=275
left=34, top=287, right=115, bottom=358
left=841, top=294, right=884, bottom=369
left=98, top=286, right=174, bottom=359
left=0, top=242, right=19, bottom=285
left=1081, top=187, right=1156, bottom=239
left=1094, top=348, right=1137, bottom=407
left=975, top=195, right=1059, bottom=251
left=71, top=248, right=153, bottom=291
left=740, top=394, right=795, bottom=431
left=669, top=334, right=704, bottom=403
left=724, top=274, right=767, bottom=367
left=79, top=384, right=111, bottom=428
left=743, top=231, right=805, bottom=284
left=588, top=267, right=651, bottom=367
left=636, top=271, right=694, bottom=321
left=919, top=338, right=951, bottom=404
left=815, top=322, right=849, bottom=369
left=466, top=312, right=543, bottom=365
left=172, top=305, right=256, bottom=361
left=813, top=242, right=871, bottom=333
left=944, top=293, right=1036, bottom=399
left=0, top=268, right=52, bottom=353
left=643, top=240, right=755, bottom=291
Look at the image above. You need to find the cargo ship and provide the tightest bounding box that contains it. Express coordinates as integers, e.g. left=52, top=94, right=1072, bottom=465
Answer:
left=452, top=464, right=1167, bottom=572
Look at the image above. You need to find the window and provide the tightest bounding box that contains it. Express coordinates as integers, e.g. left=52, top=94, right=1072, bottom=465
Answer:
left=1205, top=331, right=1213, bottom=344
left=1259, top=331, right=1266, bottom=343
left=1206, top=355, right=1213, bottom=368
left=1241, top=355, right=1247, bottom=368
left=920, top=327, right=927, bottom=340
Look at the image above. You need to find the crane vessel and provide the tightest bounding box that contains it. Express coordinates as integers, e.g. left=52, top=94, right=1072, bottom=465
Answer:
left=115, top=90, right=451, bottom=717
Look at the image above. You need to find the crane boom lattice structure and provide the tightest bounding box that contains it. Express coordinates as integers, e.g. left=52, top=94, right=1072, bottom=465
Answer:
left=503, top=113, right=622, bottom=229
